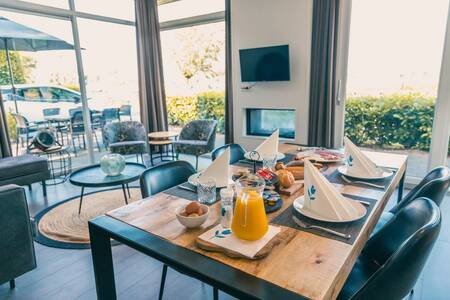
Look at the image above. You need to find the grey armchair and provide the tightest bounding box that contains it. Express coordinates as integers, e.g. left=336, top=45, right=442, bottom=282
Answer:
left=174, top=120, right=217, bottom=170
left=0, top=185, right=36, bottom=289
left=102, top=121, right=148, bottom=163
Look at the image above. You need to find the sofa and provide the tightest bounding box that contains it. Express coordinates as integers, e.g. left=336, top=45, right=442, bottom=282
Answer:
left=0, top=185, right=36, bottom=288
left=0, top=155, right=50, bottom=197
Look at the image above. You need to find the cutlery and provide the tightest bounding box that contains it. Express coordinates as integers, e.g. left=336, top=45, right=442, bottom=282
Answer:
left=178, top=185, right=197, bottom=193
left=341, top=175, right=385, bottom=189
left=292, top=216, right=351, bottom=239
left=352, top=199, right=371, bottom=206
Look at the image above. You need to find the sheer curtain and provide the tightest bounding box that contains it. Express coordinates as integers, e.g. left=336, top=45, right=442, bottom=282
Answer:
left=224, top=0, right=234, bottom=144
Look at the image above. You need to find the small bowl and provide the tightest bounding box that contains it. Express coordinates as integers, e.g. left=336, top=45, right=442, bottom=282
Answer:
left=175, top=203, right=209, bottom=228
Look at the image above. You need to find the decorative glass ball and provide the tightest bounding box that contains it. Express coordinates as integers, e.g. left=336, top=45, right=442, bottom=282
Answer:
left=100, top=153, right=126, bottom=176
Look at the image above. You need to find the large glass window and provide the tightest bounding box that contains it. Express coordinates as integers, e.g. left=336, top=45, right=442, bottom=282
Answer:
left=344, top=0, right=449, bottom=179
left=75, top=0, right=135, bottom=21
left=161, top=21, right=225, bottom=146
left=158, top=0, right=224, bottom=22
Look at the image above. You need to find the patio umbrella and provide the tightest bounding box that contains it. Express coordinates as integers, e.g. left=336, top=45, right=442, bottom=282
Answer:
left=0, top=16, right=74, bottom=113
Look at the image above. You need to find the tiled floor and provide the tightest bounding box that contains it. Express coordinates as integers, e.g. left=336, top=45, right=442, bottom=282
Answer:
left=0, top=155, right=449, bottom=299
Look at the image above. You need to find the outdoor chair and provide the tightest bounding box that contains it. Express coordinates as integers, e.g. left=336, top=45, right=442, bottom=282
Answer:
left=174, top=120, right=217, bottom=170
left=101, top=108, right=120, bottom=125
left=102, top=121, right=148, bottom=163
left=69, top=110, right=101, bottom=155
left=11, top=113, right=39, bottom=155
left=119, top=104, right=132, bottom=120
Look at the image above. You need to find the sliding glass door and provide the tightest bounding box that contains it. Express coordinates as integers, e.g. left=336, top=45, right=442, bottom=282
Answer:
left=336, top=0, right=450, bottom=181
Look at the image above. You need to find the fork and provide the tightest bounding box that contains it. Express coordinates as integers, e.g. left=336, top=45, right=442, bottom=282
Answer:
left=341, top=175, right=385, bottom=189
left=292, top=216, right=351, bottom=239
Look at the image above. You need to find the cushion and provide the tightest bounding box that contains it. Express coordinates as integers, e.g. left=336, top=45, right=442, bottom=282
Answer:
left=0, top=155, right=48, bottom=181
left=109, top=141, right=147, bottom=155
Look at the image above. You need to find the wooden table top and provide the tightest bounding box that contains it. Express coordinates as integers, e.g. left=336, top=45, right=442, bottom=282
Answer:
left=107, top=144, right=407, bottom=300
left=148, top=131, right=179, bottom=139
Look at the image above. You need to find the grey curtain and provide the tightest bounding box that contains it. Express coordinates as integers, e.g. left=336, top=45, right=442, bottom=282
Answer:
left=308, top=0, right=340, bottom=148
left=224, top=0, right=234, bottom=144
left=135, top=0, right=168, bottom=133
left=0, top=93, right=11, bottom=158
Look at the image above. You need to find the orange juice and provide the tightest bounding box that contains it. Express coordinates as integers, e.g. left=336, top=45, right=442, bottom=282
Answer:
left=232, top=190, right=268, bottom=241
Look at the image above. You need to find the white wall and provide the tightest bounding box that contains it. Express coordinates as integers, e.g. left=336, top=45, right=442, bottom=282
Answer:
left=231, top=0, right=313, bottom=150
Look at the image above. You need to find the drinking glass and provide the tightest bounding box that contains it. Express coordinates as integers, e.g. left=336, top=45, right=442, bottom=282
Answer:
left=197, top=177, right=216, bottom=204
left=262, top=154, right=277, bottom=171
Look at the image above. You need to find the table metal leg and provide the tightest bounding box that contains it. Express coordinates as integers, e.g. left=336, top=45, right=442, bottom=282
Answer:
left=397, top=172, right=406, bottom=203
left=126, top=183, right=131, bottom=198
left=122, top=184, right=128, bottom=205
left=88, top=222, right=117, bottom=300
left=78, top=187, right=85, bottom=215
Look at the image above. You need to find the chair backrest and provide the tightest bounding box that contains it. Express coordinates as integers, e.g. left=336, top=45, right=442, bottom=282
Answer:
left=102, top=108, right=119, bottom=122
left=102, top=121, right=147, bottom=148
left=140, top=160, right=196, bottom=198
left=351, top=198, right=441, bottom=300
left=119, top=105, right=131, bottom=115
left=69, top=107, right=82, bottom=118
left=212, top=143, right=246, bottom=164
left=11, top=113, right=28, bottom=129
left=391, top=166, right=450, bottom=214
left=43, top=108, right=60, bottom=117
left=179, top=120, right=217, bottom=142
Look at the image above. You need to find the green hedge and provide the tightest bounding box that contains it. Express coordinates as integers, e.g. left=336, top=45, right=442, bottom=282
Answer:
left=167, top=91, right=225, bottom=133
left=344, top=93, right=435, bottom=151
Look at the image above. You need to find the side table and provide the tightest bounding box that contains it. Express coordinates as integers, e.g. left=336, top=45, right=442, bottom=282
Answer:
left=148, top=131, right=179, bottom=165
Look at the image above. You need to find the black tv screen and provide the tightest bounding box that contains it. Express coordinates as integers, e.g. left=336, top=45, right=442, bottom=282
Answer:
left=239, top=45, right=290, bottom=82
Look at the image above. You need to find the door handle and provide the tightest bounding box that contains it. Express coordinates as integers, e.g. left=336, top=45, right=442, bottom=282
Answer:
left=336, top=79, right=342, bottom=106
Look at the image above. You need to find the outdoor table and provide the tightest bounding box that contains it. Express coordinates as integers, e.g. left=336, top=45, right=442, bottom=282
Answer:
left=88, top=143, right=407, bottom=300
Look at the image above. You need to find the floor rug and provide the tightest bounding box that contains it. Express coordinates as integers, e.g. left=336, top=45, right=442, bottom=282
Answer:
left=35, top=187, right=141, bottom=249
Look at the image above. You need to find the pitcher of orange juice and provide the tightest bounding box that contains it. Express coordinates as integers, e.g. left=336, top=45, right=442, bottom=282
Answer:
left=231, top=174, right=268, bottom=241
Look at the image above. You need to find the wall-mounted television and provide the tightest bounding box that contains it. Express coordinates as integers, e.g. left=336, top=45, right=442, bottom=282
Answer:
left=239, top=45, right=290, bottom=82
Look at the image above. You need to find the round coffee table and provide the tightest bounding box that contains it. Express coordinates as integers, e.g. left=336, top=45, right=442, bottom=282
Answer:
left=69, top=162, right=146, bottom=214
left=148, top=131, right=179, bottom=165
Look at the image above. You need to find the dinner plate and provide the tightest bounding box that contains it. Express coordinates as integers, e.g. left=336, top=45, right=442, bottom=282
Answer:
left=297, top=149, right=345, bottom=163
left=337, top=165, right=393, bottom=180
left=188, top=172, right=234, bottom=188
left=293, top=195, right=367, bottom=223
left=244, top=152, right=286, bottom=162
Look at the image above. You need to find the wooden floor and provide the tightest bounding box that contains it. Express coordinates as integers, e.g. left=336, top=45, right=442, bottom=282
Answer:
left=1, top=172, right=450, bottom=299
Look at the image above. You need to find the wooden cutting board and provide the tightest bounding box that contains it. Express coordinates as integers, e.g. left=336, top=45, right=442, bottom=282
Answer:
left=195, top=227, right=295, bottom=260
left=278, top=181, right=304, bottom=196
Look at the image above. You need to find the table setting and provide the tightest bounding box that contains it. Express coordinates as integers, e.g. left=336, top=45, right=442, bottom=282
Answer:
left=97, top=136, right=408, bottom=300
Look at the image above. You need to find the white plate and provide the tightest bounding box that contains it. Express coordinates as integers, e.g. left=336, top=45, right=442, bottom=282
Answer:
left=297, top=149, right=345, bottom=163
left=244, top=152, right=286, bottom=162
left=293, top=195, right=367, bottom=223
left=337, top=165, right=393, bottom=180
left=188, top=172, right=233, bottom=188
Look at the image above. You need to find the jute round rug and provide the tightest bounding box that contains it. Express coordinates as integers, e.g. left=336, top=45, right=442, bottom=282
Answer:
left=35, top=187, right=141, bottom=249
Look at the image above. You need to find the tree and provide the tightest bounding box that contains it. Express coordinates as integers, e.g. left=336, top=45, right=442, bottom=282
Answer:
left=0, top=51, right=35, bottom=85
left=175, top=27, right=224, bottom=85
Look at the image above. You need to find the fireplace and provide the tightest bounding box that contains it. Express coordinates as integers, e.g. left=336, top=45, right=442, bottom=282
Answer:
left=246, top=108, right=295, bottom=139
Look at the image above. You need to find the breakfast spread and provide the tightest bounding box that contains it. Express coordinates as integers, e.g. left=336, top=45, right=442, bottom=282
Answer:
left=295, top=149, right=344, bottom=162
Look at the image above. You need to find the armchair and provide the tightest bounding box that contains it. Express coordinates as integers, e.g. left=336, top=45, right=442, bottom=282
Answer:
left=174, top=120, right=217, bottom=170
left=102, top=121, right=148, bottom=163
left=0, top=185, right=36, bottom=289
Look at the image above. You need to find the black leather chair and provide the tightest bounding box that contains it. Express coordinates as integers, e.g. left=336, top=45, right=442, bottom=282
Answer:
left=211, top=143, right=246, bottom=164
left=338, top=197, right=441, bottom=300
left=139, top=160, right=219, bottom=300
left=373, top=166, right=450, bottom=234
left=0, top=185, right=36, bottom=289
left=140, top=160, right=195, bottom=198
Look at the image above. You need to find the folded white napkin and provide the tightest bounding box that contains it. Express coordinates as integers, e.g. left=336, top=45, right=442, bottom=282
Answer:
left=198, top=224, right=281, bottom=259
left=200, top=147, right=230, bottom=187
left=344, top=137, right=382, bottom=178
left=255, top=129, right=279, bottom=158
left=303, top=159, right=360, bottom=221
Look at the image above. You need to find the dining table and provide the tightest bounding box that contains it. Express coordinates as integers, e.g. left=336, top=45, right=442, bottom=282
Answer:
left=88, top=143, right=407, bottom=300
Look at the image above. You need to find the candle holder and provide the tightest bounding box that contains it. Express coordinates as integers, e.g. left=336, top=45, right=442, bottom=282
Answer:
left=248, top=150, right=260, bottom=174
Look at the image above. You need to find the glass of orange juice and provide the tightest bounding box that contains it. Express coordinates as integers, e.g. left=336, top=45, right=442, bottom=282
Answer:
left=231, top=174, right=268, bottom=241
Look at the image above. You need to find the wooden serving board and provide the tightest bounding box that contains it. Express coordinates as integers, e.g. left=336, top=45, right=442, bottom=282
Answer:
left=195, top=227, right=295, bottom=260
left=279, top=181, right=304, bottom=196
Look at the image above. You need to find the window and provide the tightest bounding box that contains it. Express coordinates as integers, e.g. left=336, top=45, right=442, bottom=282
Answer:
left=20, top=87, right=42, bottom=101
left=158, top=0, right=224, bottom=22
left=75, top=0, right=135, bottom=21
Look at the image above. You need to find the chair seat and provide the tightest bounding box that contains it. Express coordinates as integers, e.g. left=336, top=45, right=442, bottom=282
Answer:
left=0, top=155, right=48, bottom=181
left=174, top=139, right=208, bottom=146
left=109, top=140, right=146, bottom=155
left=371, top=211, right=394, bottom=236
left=337, top=254, right=380, bottom=300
